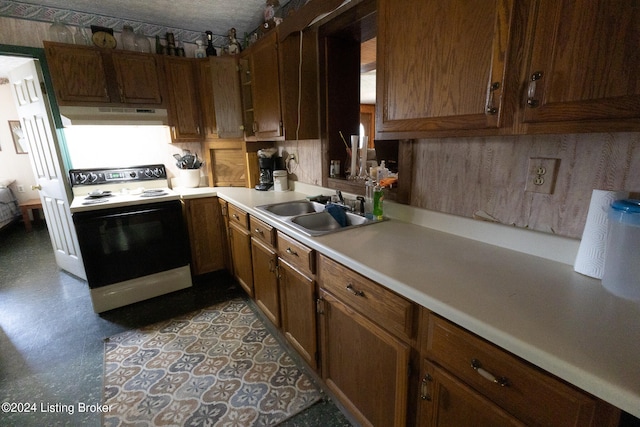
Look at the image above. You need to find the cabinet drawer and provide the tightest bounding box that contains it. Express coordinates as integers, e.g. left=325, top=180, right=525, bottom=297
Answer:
left=425, top=313, right=615, bottom=427
left=319, top=255, right=415, bottom=342
left=227, top=204, right=248, bottom=229
left=250, top=216, right=274, bottom=246
left=276, top=231, right=314, bottom=275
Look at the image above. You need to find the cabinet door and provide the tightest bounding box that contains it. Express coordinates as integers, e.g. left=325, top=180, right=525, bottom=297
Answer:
left=184, top=197, right=226, bottom=275
left=164, top=56, right=202, bottom=142
left=278, top=259, right=317, bottom=369
left=319, top=289, right=410, bottom=427
left=250, top=31, right=283, bottom=139
left=228, top=221, right=253, bottom=296
left=418, top=359, right=525, bottom=427
left=251, top=238, right=280, bottom=327
left=279, top=30, right=319, bottom=140
left=522, top=0, right=640, bottom=124
left=111, top=51, right=163, bottom=105
left=197, top=58, right=217, bottom=137
left=377, top=0, right=515, bottom=134
left=210, top=56, right=245, bottom=138
left=44, top=43, right=110, bottom=104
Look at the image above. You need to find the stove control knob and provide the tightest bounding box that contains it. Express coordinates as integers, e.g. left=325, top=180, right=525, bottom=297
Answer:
left=129, top=171, right=137, bottom=178
left=88, top=173, right=98, bottom=183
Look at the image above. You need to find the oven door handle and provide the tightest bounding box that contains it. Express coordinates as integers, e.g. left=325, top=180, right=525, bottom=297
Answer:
left=80, top=206, right=169, bottom=221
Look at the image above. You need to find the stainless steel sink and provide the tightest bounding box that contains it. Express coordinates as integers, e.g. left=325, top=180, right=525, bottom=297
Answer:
left=256, top=199, right=383, bottom=236
left=258, top=200, right=324, bottom=217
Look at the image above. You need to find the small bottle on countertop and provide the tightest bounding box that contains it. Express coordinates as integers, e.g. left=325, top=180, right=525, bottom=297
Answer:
left=364, top=178, right=374, bottom=219
left=373, top=181, right=384, bottom=220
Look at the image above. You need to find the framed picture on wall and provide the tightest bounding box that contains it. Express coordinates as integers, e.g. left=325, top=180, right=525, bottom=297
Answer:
left=8, top=120, right=27, bottom=154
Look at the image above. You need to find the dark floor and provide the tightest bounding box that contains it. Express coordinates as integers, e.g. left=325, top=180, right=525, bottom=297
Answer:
left=0, top=221, right=353, bottom=427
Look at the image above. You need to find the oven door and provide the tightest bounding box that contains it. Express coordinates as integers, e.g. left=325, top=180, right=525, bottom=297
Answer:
left=72, top=200, right=189, bottom=288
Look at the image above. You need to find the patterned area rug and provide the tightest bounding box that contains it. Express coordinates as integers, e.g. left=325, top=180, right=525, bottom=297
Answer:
left=103, top=298, right=322, bottom=426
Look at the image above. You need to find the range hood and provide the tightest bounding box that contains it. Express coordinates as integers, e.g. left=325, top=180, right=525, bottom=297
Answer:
left=59, top=106, right=169, bottom=126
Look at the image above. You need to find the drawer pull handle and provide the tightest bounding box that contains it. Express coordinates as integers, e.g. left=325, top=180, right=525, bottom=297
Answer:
left=254, top=228, right=264, bottom=235
left=232, top=214, right=239, bottom=220
left=471, top=359, right=510, bottom=387
left=286, top=247, right=298, bottom=256
left=346, top=283, right=364, bottom=297
left=420, top=373, right=433, bottom=401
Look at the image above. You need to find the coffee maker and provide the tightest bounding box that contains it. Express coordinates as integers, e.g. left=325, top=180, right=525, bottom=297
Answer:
left=255, top=156, right=274, bottom=191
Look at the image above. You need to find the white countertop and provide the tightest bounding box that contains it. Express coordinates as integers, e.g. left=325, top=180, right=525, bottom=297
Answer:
left=176, top=185, right=640, bottom=418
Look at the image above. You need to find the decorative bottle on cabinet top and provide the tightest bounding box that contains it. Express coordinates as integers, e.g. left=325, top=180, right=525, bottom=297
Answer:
left=134, top=31, right=151, bottom=53
left=121, top=25, right=135, bottom=50
left=49, top=19, right=73, bottom=44
left=195, top=40, right=206, bottom=58
left=205, top=31, right=217, bottom=56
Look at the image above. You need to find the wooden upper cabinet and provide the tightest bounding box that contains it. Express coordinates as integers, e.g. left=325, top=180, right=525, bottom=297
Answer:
left=279, top=30, right=320, bottom=140
left=111, top=51, right=163, bottom=105
left=522, top=0, right=640, bottom=125
left=248, top=30, right=283, bottom=139
left=163, top=56, right=202, bottom=142
left=377, top=0, right=515, bottom=135
left=44, top=42, right=110, bottom=104
left=197, top=58, right=218, bottom=138
left=209, top=56, right=245, bottom=139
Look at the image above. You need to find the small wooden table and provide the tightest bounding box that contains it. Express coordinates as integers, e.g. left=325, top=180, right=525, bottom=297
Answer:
left=19, top=199, right=43, bottom=232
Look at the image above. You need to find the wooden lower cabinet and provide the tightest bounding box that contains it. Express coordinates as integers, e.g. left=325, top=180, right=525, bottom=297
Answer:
left=419, top=311, right=620, bottom=427
left=228, top=221, right=253, bottom=296
left=319, top=289, right=410, bottom=427
left=278, top=259, right=317, bottom=370
left=418, top=359, right=525, bottom=427
left=251, top=238, right=280, bottom=327
left=183, top=197, right=225, bottom=275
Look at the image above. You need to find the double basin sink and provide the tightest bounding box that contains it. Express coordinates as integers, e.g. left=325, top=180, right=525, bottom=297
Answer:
left=255, top=199, right=381, bottom=236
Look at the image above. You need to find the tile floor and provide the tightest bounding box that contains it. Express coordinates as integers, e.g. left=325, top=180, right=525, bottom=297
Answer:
left=0, top=222, right=353, bottom=426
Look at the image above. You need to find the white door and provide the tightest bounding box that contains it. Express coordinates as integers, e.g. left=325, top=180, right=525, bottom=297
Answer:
left=8, top=60, right=86, bottom=280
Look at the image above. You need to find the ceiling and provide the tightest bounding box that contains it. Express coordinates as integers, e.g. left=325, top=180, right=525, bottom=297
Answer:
left=13, top=0, right=296, bottom=38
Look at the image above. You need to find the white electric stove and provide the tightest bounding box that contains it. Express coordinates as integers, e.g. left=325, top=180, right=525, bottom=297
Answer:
left=69, top=164, right=192, bottom=313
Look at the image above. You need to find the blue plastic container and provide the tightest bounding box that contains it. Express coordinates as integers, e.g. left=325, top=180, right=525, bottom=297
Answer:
left=602, top=199, right=640, bottom=300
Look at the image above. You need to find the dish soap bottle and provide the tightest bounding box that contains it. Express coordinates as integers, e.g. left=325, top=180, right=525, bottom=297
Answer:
left=373, top=181, right=384, bottom=220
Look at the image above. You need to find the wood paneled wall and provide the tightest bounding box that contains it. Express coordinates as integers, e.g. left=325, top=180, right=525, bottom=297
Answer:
left=410, top=133, right=640, bottom=239
left=275, top=139, right=323, bottom=186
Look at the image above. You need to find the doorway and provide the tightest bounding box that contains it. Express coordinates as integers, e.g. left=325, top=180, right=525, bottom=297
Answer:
left=0, top=45, right=85, bottom=279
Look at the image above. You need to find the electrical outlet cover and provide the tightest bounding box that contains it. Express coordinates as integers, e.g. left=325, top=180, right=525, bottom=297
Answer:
left=525, top=157, right=560, bottom=194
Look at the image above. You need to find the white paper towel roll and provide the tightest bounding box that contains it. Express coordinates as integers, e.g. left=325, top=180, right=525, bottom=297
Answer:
left=574, top=189, right=629, bottom=278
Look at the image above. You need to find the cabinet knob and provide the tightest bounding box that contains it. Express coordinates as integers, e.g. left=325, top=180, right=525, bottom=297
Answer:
left=526, top=71, right=544, bottom=108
